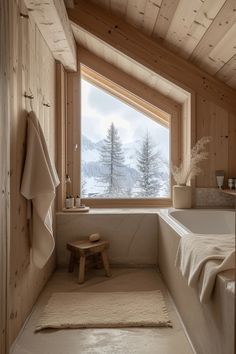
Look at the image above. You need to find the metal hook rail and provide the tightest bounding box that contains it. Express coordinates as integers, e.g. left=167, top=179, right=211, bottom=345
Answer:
left=24, top=92, right=51, bottom=108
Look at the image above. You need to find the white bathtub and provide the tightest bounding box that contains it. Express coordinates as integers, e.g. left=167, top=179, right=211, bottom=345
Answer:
left=158, top=208, right=235, bottom=354
left=160, top=208, right=235, bottom=236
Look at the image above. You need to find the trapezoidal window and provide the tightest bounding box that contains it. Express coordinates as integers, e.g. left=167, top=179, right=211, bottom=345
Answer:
left=80, top=67, right=170, bottom=200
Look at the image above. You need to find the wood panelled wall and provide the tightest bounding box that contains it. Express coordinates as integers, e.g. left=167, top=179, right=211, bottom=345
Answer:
left=196, top=95, right=236, bottom=187
left=9, top=0, right=57, bottom=345
left=0, top=1, right=10, bottom=353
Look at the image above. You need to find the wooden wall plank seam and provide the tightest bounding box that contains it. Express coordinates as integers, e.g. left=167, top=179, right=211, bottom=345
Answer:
left=66, top=70, right=81, bottom=198
left=0, top=0, right=10, bottom=353
left=56, top=63, right=67, bottom=211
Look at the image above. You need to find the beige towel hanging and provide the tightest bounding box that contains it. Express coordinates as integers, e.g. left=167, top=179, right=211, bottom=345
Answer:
left=21, top=111, right=60, bottom=268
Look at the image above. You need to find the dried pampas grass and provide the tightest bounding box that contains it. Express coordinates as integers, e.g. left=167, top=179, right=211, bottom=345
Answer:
left=171, top=136, right=212, bottom=186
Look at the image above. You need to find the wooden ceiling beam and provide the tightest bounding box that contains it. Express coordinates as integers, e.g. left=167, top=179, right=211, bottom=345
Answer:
left=67, top=0, right=236, bottom=114
left=24, top=0, right=77, bottom=71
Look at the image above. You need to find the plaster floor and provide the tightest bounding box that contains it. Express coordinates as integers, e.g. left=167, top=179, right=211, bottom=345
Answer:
left=11, top=268, right=194, bottom=354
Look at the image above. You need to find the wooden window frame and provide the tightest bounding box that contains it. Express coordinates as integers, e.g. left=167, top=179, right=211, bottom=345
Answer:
left=60, top=49, right=182, bottom=209
left=81, top=66, right=170, bottom=129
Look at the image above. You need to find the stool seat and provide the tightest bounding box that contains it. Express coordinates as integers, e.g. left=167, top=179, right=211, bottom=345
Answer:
left=67, top=239, right=109, bottom=251
left=67, top=239, right=111, bottom=283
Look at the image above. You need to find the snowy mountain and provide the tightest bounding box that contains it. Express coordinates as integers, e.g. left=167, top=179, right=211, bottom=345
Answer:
left=81, top=135, right=103, bottom=162
left=82, top=135, right=103, bottom=151
left=81, top=134, right=169, bottom=197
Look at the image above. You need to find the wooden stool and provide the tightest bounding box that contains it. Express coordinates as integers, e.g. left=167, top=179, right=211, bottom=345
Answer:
left=67, top=239, right=111, bottom=284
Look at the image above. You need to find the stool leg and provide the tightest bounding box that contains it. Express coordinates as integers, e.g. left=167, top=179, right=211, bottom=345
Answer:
left=78, top=255, right=86, bottom=284
left=101, top=250, right=111, bottom=277
left=68, top=251, right=75, bottom=273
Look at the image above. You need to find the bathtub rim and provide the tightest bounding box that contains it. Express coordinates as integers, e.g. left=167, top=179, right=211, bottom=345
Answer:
left=159, top=208, right=235, bottom=237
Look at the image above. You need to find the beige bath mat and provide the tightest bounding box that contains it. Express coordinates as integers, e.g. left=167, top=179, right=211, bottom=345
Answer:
left=36, top=290, right=172, bottom=331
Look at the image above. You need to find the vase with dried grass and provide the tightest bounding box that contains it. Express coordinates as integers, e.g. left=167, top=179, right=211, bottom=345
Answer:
left=171, top=136, right=212, bottom=208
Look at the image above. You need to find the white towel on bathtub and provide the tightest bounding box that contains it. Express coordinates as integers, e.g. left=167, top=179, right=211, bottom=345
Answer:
left=175, top=233, right=235, bottom=303
left=21, top=111, right=60, bottom=269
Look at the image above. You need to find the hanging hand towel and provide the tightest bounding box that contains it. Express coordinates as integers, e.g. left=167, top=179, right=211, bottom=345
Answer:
left=21, top=111, right=60, bottom=268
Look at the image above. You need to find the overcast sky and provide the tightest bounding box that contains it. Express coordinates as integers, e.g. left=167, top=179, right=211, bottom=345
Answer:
left=81, top=78, right=169, bottom=158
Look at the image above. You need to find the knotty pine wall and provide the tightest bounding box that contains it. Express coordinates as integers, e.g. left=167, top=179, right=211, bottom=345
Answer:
left=9, top=0, right=56, bottom=345
left=195, top=94, right=236, bottom=187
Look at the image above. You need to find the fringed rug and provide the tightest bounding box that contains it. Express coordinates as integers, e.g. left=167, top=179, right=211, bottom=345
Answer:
left=35, top=290, right=172, bottom=331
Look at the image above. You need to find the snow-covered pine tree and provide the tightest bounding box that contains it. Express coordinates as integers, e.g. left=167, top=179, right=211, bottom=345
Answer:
left=136, top=133, right=163, bottom=197
left=99, top=122, right=125, bottom=196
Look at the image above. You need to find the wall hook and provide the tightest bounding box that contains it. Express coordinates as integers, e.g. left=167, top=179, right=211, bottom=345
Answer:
left=24, top=91, right=34, bottom=111
left=42, top=95, right=51, bottom=107
left=65, top=174, right=71, bottom=184
left=24, top=92, right=34, bottom=100
left=20, top=13, right=29, bottom=19
left=43, top=102, right=51, bottom=107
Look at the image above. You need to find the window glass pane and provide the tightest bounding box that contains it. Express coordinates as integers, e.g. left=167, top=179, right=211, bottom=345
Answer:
left=81, top=78, right=170, bottom=198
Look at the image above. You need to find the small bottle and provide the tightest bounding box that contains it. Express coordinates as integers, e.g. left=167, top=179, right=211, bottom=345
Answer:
left=69, top=195, right=74, bottom=208
left=75, top=195, right=81, bottom=208
left=65, top=195, right=70, bottom=209
left=228, top=179, right=233, bottom=190
left=216, top=175, right=224, bottom=189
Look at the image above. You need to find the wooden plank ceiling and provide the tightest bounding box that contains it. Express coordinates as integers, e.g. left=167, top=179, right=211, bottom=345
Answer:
left=73, top=0, right=236, bottom=90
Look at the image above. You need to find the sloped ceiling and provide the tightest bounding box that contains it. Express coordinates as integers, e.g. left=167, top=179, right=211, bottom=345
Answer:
left=73, top=0, right=236, bottom=90
left=73, top=27, right=189, bottom=103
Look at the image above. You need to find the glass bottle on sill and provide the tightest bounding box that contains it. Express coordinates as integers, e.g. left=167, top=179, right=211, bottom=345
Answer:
left=75, top=195, right=81, bottom=208
left=69, top=196, right=74, bottom=208
left=65, top=195, right=70, bottom=209
left=228, top=179, right=233, bottom=190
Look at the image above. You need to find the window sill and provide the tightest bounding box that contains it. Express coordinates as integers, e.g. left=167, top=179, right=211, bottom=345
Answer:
left=58, top=207, right=169, bottom=215
left=80, top=198, right=172, bottom=209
